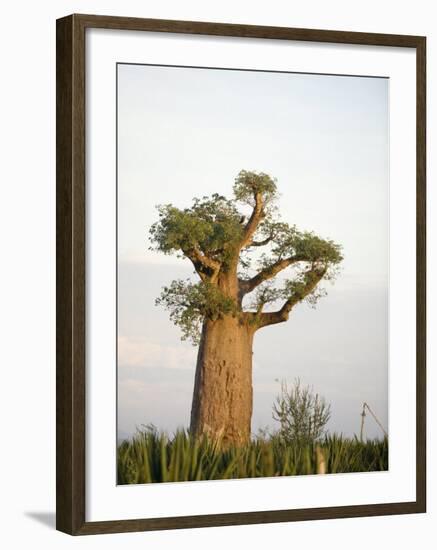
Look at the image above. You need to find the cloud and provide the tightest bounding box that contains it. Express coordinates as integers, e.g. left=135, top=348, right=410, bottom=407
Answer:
left=119, top=251, right=189, bottom=268
left=118, top=335, right=197, bottom=370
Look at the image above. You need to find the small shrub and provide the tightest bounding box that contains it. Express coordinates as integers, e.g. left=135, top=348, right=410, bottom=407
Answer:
left=272, top=378, right=331, bottom=445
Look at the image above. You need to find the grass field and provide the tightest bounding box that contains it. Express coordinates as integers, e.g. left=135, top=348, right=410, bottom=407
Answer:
left=117, top=428, right=388, bottom=484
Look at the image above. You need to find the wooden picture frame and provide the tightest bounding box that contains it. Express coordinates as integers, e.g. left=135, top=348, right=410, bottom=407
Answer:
left=56, top=13, right=426, bottom=535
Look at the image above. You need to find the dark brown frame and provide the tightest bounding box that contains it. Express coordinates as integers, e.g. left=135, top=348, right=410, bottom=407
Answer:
left=56, top=13, right=426, bottom=535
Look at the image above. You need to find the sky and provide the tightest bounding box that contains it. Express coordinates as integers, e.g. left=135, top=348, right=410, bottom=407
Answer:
left=117, top=63, right=389, bottom=441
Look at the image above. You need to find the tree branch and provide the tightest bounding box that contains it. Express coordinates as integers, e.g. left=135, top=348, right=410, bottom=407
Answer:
left=239, top=192, right=264, bottom=250
left=239, top=256, right=305, bottom=296
left=256, top=268, right=327, bottom=329
left=184, top=246, right=220, bottom=282
left=246, top=234, right=274, bottom=248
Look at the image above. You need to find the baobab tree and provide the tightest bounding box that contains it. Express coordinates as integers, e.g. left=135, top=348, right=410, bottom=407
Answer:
left=150, top=170, right=343, bottom=447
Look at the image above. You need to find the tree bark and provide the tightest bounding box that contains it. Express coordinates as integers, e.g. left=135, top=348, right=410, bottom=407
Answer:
left=190, top=315, right=254, bottom=447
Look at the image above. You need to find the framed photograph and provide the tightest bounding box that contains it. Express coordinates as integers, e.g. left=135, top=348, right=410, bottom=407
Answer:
left=56, top=14, right=426, bottom=535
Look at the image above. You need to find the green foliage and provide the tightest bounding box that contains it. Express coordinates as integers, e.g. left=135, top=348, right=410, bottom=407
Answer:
left=117, top=427, right=388, bottom=484
left=272, top=379, right=331, bottom=444
left=150, top=169, right=344, bottom=339
left=149, top=194, right=243, bottom=262
left=246, top=224, right=343, bottom=312
left=268, top=223, right=343, bottom=265
left=250, top=282, right=283, bottom=312
left=249, top=268, right=330, bottom=313
left=156, top=279, right=238, bottom=344
left=283, top=268, right=328, bottom=307
left=233, top=170, right=277, bottom=206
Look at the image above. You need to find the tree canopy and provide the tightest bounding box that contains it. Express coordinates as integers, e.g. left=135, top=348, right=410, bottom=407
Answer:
left=150, top=170, right=343, bottom=343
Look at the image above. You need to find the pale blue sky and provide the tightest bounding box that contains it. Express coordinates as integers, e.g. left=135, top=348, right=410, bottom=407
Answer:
left=117, top=63, right=389, bottom=440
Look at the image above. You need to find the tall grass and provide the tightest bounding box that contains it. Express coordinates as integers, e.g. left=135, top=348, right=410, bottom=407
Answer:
left=117, top=428, right=388, bottom=484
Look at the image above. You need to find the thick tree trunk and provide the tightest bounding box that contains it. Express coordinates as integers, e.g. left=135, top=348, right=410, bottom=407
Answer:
left=190, top=315, right=254, bottom=447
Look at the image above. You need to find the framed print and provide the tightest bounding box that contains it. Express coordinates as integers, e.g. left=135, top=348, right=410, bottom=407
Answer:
left=56, top=14, right=426, bottom=535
